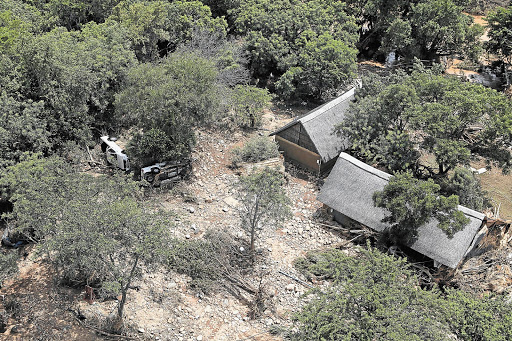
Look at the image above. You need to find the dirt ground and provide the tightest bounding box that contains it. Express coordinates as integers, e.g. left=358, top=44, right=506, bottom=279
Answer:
left=0, top=107, right=349, bottom=341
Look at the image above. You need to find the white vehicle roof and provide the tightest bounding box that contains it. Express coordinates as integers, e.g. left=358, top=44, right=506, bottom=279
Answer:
left=100, top=136, right=125, bottom=154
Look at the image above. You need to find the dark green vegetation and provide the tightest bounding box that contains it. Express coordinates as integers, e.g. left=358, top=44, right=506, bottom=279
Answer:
left=373, top=171, right=469, bottom=241
left=339, top=64, right=512, bottom=177
left=0, top=0, right=511, bottom=338
left=344, top=0, right=483, bottom=61
left=486, top=5, right=512, bottom=84
left=0, top=0, right=501, bottom=168
left=293, top=246, right=512, bottom=341
left=0, top=156, right=173, bottom=330
left=231, top=136, right=280, bottom=168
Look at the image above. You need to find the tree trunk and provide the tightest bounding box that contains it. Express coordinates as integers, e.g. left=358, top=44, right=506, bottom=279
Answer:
left=117, top=255, right=139, bottom=320
left=250, top=223, right=256, bottom=252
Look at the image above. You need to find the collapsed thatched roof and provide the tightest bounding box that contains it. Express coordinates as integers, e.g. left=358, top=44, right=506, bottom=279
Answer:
left=318, top=153, right=486, bottom=268
left=270, top=88, right=354, bottom=163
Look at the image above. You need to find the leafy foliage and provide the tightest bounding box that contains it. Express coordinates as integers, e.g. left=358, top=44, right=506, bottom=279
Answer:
left=230, top=85, right=272, bottom=128
left=373, top=172, right=470, bottom=241
left=486, top=5, right=512, bottom=84
left=440, top=167, right=488, bottom=211
left=231, top=0, right=358, bottom=99
left=345, top=0, right=482, bottom=61
left=293, top=246, right=512, bottom=341
left=0, top=252, right=18, bottom=287
left=235, top=168, right=291, bottom=251
left=231, top=137, right=279, bottom=168
left=293, top=246, right=450, bottom=341
left=116, top=51, right=222, bottom=165
left=108, top=0, right=227, bottom=61
left=339, top=66, right=512, bottom=176
left=2, top=156, right=172, bottom=323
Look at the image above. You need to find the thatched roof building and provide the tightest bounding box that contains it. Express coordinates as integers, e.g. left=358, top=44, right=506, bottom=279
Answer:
left=318, top=153, right=486, bottom=268
left=270, top=88, right=354, bottom=173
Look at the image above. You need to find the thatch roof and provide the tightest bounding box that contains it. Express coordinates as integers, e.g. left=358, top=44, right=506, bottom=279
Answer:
left=270, top=88, right=354, bottom=163
left=318, top=153, right=486, bottom=268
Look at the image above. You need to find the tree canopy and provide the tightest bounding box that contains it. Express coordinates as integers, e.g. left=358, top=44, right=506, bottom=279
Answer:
left=231, top=0, right=358, bottom=99
left=338, top=66, right=512, bottom=177
left=486, top=5, right=512, bottom=84
left=293, top=246, right=512, bottom=341
left=344, top=0, right=482, bottom=61
left=373, top=171, right=469, bottom=242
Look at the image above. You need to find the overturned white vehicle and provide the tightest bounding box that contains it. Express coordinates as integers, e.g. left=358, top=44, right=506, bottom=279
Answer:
left=100, top=136, right=130, bottom=171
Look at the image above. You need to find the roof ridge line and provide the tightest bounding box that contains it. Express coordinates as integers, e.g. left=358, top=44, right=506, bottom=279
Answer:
left=338, top=152, right=392, bottom=181
left=300, top=87, right=355, bottom=124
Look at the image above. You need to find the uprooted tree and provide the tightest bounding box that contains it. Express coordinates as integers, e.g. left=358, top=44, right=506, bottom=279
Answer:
left=235, top=167, right=291, bottom=253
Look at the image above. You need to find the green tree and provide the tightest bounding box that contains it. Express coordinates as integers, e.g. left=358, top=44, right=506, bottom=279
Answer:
left=108, top=0, right=227, bottom=61
left=293, top=246, right=451, bottom=341
left=29, top=0, right=121, bottom=30
left=116, top=52, right=219, bottom=165
left=486, top=5, right=512, bottom=85
left=0, top=252, right=18, bottom=287
left=231, top=85, right=272, bottom=127
left=339, top=68, right=512, bottom=176
left=345, top=0, right=482, bottom=61
left=293, top=246, right=512, bottom=341
left=373, top=172, right=469, bottom=242
left=276, top=32, right=357, bottom=99
left=441, top=167, right=487, bottom=211
left=0, top=95, right=50, bottom=168
left=2, top=157, right=172, bottom=330
left=235, top=168, right=291, bottom=252
left=18, top=22, right=136, bottom=148
left=231, top=0, right=358, bottom=99
left=231, top=136, right=279, bottom=167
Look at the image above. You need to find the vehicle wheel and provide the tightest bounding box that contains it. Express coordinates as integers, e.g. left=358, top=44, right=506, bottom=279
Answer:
left=146, top=175, right=154, bottom=182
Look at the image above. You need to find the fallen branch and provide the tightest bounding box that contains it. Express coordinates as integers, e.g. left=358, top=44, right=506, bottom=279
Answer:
left=278, top=270, right=314, bottom=289
left=72, top=316, right=139, bottom=340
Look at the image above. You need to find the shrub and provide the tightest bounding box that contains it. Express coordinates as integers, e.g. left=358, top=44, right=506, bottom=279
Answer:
left=231, top=136, right=279, bottom=168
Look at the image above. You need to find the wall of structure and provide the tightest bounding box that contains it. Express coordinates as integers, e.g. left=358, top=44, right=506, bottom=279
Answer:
left=275, top=135, right=320, bottom=173
left=277, top=124, right=318, bottom=154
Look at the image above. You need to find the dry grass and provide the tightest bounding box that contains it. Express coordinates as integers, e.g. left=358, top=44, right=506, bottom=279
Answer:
left=476, top=163, right=512, bottom=220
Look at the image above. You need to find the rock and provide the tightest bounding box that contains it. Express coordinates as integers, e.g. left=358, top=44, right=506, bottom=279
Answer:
left=223, top=196, right=239, bottom=207
left=185, top=234, right=191, bottom=239
left=286, top=284, right=295, bottom=291
left=222, top=207, right=229, bottom=212
left=188, top=207, right=195, bottom=213
left=239, top=246, right=245, bottom=252
left=297, top=228, right=304, bottom=234
left=197, top=336, right=203, bottom=341
left=138, top=328, right=145, bottom=333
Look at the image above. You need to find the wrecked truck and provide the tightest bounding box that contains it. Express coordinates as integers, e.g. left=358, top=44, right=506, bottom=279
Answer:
left=100, top=136, right=190, bottom=186
left=140, top=160, right=191, bottom=187
left=100, top=136, right=130, bottom=171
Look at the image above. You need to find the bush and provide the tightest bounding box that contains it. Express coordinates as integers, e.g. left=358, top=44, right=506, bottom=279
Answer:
left=440, top=167, right=489, bottom=211
left=231, top=136, right=279, bottom=168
